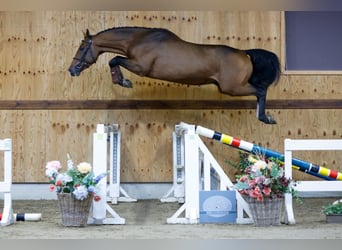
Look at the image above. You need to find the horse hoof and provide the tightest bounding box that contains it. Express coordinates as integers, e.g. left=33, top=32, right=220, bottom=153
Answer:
left=259, top=116, right=277, bottom=125
left=119, top=79, right=133, bottom=88
left=267, top=118, right=277, bottom=125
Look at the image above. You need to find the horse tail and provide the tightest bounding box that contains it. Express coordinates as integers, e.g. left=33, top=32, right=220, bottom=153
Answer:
left=244, top=49, right=281, bottom=90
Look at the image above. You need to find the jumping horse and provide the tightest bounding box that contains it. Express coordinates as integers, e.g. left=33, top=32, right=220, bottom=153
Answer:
left=68, top=27, right=281, bottom=124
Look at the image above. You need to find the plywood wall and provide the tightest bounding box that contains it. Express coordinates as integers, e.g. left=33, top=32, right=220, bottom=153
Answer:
left=0, top=11, right=341, bottom=183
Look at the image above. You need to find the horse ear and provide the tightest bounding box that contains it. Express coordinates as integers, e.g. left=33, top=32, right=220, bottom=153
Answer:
left=83, top=29, right=91, bottom=38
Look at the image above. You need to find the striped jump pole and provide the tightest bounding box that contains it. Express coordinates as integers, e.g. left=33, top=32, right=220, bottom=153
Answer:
left=0, top=213, right=41, bottom=222
left=194, top=124, right=342, bottom=181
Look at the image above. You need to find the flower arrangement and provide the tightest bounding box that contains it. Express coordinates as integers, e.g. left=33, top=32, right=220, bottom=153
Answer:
left=323, top=199, right=342, bottom=215
left=45, top=154, right=107, bottom=201
left=233, top=152, right=297, bottom=202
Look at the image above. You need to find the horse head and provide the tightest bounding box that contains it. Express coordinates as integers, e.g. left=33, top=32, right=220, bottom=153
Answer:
left=68, top=29, right=98, bottom=76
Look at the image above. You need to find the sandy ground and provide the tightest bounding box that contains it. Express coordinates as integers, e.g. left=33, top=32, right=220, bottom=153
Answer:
left=1, top=197, right=342, bottom=239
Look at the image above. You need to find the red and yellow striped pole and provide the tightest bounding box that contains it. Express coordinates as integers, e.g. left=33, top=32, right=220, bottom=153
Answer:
left=195, top=125, right=342, bottom=181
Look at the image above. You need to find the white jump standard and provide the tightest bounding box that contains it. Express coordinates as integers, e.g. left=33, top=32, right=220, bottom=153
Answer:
left=160, top=125, right=186, bottom=203
left=0, top=139, right=14, bottom=226
left=105, top=124, right=137, bottom=204
left=89, top=124, right=136, bottom=225
left=0, top=139, right=42, bottom=226
left=166, top=123, right=254, bottom=224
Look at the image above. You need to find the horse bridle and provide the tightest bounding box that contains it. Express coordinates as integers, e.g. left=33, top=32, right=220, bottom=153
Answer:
left=73, top=39, right=97, bottom=70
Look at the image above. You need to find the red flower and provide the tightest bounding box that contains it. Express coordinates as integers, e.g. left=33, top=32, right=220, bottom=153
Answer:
left=93, top=195, right=101, bottom=202
left=256, top=194, right=264, bottom=202
left=55, top=180, right=62, bottom=186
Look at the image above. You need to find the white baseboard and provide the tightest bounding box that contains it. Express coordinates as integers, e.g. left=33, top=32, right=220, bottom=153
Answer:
left=1, top=183, right=341, bottom=200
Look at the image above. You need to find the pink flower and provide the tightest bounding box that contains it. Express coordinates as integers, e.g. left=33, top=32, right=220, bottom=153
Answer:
left=263, top=186, right=271, bottom=196
left=49, top=184, right=55, bottom=192
left=248, top=190, right=257, bottom=198
left=241, top=190, right=248, bottom=195
left=254, top=186, right=262, bottom=195
left=248, top=179, right=256, bottom=188
left=239, top=175, right=248, bottom=182
left=46, top=160, right=62, bottom=171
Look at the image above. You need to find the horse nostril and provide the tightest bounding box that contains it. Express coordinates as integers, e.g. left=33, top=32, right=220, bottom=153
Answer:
left=68, top=68, right=76, bottom=76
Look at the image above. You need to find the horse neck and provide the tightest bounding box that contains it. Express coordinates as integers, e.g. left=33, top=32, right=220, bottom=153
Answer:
left=93, top=28, right=141, bottom=55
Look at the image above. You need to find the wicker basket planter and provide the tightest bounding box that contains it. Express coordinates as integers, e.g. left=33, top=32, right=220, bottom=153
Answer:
left=245, top=196, right=283, bottom=227
left=57, top=193, right=92, bottom=227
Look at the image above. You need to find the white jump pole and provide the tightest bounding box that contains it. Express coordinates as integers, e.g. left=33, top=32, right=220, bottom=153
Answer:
left=0, top=213, right=42, bottom=222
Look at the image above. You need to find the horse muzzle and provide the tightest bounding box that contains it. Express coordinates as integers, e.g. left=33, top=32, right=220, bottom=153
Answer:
left=68, top=67, right=81, bottom=77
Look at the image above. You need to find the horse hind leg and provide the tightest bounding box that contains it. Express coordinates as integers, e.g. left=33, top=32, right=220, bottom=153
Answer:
left=218, top=81, right=276, bottom=124
left=256, top=90, right=277, bottom=125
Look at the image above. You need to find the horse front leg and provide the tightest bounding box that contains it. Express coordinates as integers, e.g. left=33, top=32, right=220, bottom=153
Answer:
left=256, top=93, right=277, bottom=124
left=109, top=57, right=133, bottom=88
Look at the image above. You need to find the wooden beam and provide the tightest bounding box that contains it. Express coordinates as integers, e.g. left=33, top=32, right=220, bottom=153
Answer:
left=0, top=99, right=340, bottom=110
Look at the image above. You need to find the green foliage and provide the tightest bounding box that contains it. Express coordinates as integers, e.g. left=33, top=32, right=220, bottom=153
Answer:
left=323, top=200, right=342, bottom=215
left=225, top=151, right=251, bottom=172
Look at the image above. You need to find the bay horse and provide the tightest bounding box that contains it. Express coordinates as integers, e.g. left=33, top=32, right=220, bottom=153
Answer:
left=68, top=27, right=281, bottom=124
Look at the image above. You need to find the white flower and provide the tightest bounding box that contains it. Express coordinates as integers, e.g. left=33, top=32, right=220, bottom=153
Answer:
left=56, top=173, right=72, bottom=184
left=333, top=199, right=342, bottom=205
left=67, top=154, right=74, bottom=170
left=267, top=161, right=274, bottom=170
left=77, top=162, right=92, bottom=174
left=62, top=174, right=73, bottom=183
left=263, top=178, right=271, bottom=185
left=45, top=168, right=58, bottom=178
left=252, top=160, right=267, bottom=171
left=248, top=154, right=258, bottom=163
left=72, top=185, right=89, bottom=200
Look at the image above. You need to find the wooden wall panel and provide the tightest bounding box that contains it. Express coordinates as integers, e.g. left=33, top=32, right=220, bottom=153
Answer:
left=1, top=108, right=341, bottom=183
left=275, top=75, right=342, bottom=100
left=0, top=11, right=341, bottom=184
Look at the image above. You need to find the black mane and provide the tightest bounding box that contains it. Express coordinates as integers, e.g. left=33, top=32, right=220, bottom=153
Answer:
left=95, top=26, right=169, bottom=36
